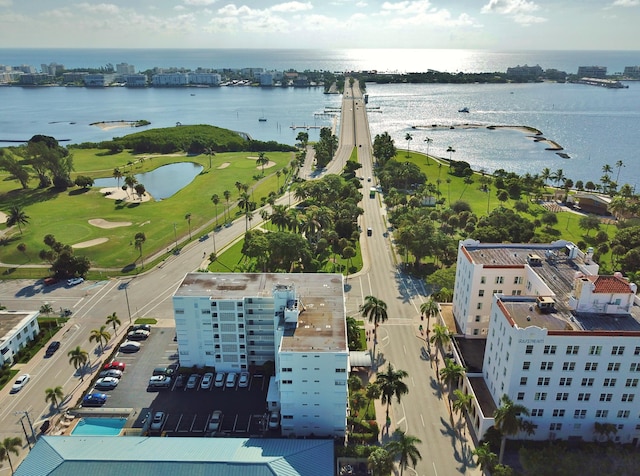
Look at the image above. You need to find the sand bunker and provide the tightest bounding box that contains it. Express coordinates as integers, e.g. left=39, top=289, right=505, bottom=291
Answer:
left=89, top=218, right=132, bottom=229
left=99, top=187, right=151, bottom=203
left=0, top=212, right=6, bottom=224
left=257, top=161, right=277, bottom=170
left=218, top=162, right=231, bottom=169
left=72, top=237, right=109, bottom=249
left=246, top=156, right=259, bottom=160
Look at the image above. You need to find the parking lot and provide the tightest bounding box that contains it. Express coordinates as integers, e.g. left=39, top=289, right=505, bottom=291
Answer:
left=86, top=324, right=271, bottom=437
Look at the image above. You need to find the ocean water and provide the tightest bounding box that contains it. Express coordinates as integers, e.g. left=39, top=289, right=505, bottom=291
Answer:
left=1, top=48, right=639, bottom=188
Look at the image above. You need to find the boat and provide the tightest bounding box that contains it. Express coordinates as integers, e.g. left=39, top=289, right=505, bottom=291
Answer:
left=258, top=117, right=267, bottom=122
left=458, top=107, right=470, bottom=113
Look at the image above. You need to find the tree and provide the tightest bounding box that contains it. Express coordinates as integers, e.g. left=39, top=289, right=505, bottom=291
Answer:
left=365, top=382, right=381, bottom=415
left=0, top=436, right=22, bottom=475
left=345, top=316, right=360, bottom=351
left=257, top=152, right=269, bottom=175
left=424, top=137, right=433, bottom=164
left=45, top=385, right=65, bottom=412
left=615, top=160, right=624, bottom=184
left=429, top=324, right=451, bottom=376
left=372, top=132, right=397, bottom=166
left=493, top=394, right=530, bottom=464
left=452, top=389, right=474, bottom=431
left=211, top=194, right=220, bottom=227
left=579, top=214, right=601, bottom=237
left=134, top=183, right=146, bottom=199
left=472, top=442, right=497, bottom=475
left=404, top=133, right=413, bottom=157
left=419, top=298, right=439, bottom=337
left=5, top=206, right=30, bottom=234
left=368, top=447, right=394, bottom=476
left=106, top=311, right=121, bottom=334
left=89, top=325, right=111, bottom=355
left=0, top=149, right=30, bottom=188
left=124, top=174, right=138, bottom=198
left=185, top=212, right=192, bottom=240
left=540, top=211, right=558, bottom=229
left=446, top=145, right=456, bottom=162
left=113, top=167, right=123, bottom=189
left=360, top=295, right=388, bottom=360
left=74, top=175, right=94, bottom=189
left=385, top=428, right=422, bottom=476
left=376, top=363, right=409, bottom=419
left=439, top=358, right=465, bottom=413
left=40, top=303, right=54, bottom=317
left=223, top=189, right=231, bottom=223
left=134, top=232, right=146, bottom=266
left=67, top=346, right=89, bottom=380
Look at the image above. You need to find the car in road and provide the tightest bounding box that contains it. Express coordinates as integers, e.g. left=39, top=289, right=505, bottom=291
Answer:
left=99, top=369, right=123, bottom=379
left=148, top=375, right=172, bottom=389
left=119, top=341, right=141, bottom=353
left=208, top=411, right=222, bottom=432
left=10, top=374, right=30, bottom=393
left=268, top=411, right=280, bottom=430
left=94, top=377, right=119, bottom=389
left=45, top=341, right=61, bottom=357
left=150, top=411, right=165, bottom=430
left=238, top=372, right=250, bottom=388
left=66, top=277, right=84, bottom=286
left=82, top=393, right=107, bottom=407
left=367, top=227, right=372, bottom=236
left=127, top=329, right=150, bottom=341
left=225, top=372, right=237, bottom=388
left=367, top=176, right=372, bottom=182
left=214, top=372, right=225, bottom=388
left=200, top=372, right=213, bottom=390
left=104, top=361, right=126, bottom=372
left=186, top=374, right=200, bottom=389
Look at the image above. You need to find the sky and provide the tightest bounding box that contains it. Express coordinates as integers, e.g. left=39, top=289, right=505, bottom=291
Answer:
left=0, top=0, right=639, bottom=50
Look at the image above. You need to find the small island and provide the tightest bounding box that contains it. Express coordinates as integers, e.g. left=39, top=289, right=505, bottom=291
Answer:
left=90, top=120, right=150, bottom=130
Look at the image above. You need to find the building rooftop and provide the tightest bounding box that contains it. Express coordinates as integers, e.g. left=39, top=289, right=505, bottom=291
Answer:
left=0, top=311, right=35, bottom=342
left=175, top=273, right=347, bottom=353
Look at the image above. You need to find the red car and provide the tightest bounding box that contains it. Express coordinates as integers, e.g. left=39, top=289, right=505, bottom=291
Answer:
left=103, top=361, right=126, bottom=372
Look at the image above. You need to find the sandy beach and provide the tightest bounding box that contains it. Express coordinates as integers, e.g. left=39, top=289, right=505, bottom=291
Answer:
left=90, top=120, right=144, bottom=131
left=99, top=187, right=152, bottom=203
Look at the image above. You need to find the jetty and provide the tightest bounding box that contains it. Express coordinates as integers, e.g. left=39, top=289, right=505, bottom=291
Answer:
left=573, top=77, right=628, bottom=89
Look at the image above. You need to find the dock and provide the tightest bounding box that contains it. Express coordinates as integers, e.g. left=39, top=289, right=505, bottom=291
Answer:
left=290, top=125, right=323, bottom=130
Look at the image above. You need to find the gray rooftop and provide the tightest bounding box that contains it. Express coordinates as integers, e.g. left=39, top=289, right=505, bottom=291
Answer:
left=0, top=311, right=34, bottom=342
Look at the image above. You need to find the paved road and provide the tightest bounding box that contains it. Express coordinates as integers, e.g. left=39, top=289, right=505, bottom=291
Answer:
left=0, top=80, right=479, bottom=475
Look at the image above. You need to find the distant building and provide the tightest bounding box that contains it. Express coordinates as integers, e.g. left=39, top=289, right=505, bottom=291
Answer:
left=173, top=272, right=349, bottom=438
left=18, top=73, right=55, bottom=85
left=84, top=74, right=116, bottom=87
left=506, top=64, right=543, bottom=78
left=623, top=66, right=640, bottom=79
left=0, top=311, right=40, bottom=366
left=12, top=64, right=37, bottom=74
left=123, top=74, right=147, bottom=87
left=40, top=62, right=64, bottom=75
left=188, top=72, right=221, bottom=86
left=152, top=72, right=189, bottom=86
left=116, top=62, right=135, bottom=75
left=62, top=72, right=88, bottom=83
left=577, top=66, right=607, bottom=78
left=259, top=72, right=274, bottom=86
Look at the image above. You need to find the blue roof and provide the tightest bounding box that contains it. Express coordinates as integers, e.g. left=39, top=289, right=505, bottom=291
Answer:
left=15, top=436, right=334, bottom=476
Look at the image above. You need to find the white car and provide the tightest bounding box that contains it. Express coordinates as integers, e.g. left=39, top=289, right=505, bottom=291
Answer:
left=94, top=377, right=119, bottom=389
left=201, top=372, right=214, bottom=390
left=214, top=372, right=225, bottom=388
left=268, top=411, right=280, bottom=430
left=127, top=329, right=150, bottom=340
left=119, top=341, right=141, bottom=353
left=11, top=374, right=30, bottom=393
left=225, top=372, right=237, bottom=388
left=150, top=411, right=165, bottom=430
left=67, top=277, right=84, bottom=286
left=99, top=369, right=123, bottom=379
left=208, top=410, right=222, bottom=432
left=148, top=375, right=172, bottom=388
left=238, top=372, right=250, bottom=388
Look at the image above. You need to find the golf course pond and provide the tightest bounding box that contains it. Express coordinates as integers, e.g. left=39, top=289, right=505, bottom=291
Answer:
left=93, top=162, right=204, bottom=200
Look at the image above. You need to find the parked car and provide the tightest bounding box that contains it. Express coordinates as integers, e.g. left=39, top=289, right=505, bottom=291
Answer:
left=200, top=372, right=213, bottom=390
left=225, top=372, right=237, bottom=388
left=10, top=374, right=30, bottom=393
left=119, top=341, right=141, bottom=353
left=43, top=277, right=58, bottom=286
left=268, top=411, right=280, bottom=430
left=94, top=377, right=119, bottom=389
left=82, top=393, right=107, bottom=407
left=99, top=369, right=123, bottom=379
left=103, top=361, right=126, bottom=371
left=167, top=363, right=179, bottom=374
left=186, top=374, right=200, bottom=389
left=45, top=341, right=61, bottom=357
left=60, top=308, right=73, bottom=317
left=150, top=411, right=165, bottom=430
left=238, top=372, right=250, bottom=388
left=153, top=366, right=174, bottom=376
left=66, top=277, right=84, bottom=286
left=208, top=411, right=222, bottom=432
left=148, top=375, right=172, bottom=388
left=131, top=324, right=151, bottom=332
left=39, top=419, right=51, bottom=434
left=127, top=329, right=150, bottom=341
left=214, top=372, right=225, bottom=388
left=367, top=227, right=372, bottom=236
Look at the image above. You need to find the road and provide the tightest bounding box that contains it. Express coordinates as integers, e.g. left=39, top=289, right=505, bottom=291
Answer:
left=0, top=80, right=479, bottom=475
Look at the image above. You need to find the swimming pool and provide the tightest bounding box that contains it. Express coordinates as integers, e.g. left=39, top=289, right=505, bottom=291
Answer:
left=71, top=417, right=127, bottom=436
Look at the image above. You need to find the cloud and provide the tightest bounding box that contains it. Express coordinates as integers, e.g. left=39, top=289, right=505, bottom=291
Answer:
left=184, top=0, right=218, bottom=5
left=75, top=2, right=120, bottom=14
left=356, top=1, right=368, bottom=6
left=270, top=1, right=313, bottom=13
left=611, top=0, right=639, bottom=5
left=481, top=0, right=547, bottom=25
left=0, top=0, right=12, bottom=6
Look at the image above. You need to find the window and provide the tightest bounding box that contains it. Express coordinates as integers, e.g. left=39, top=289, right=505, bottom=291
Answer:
left=475, top=315, right=481, bottom=322
left=550, top=423, right=562, bottom=431
left=603, top=378, right=617, bottom=387
left=335, top=368, right=346, bottom=373
left=517, top=392, right=525, bottom=401
left=473, top=329, right=479, bottom=336
left=335, top=380, right=346, bottom=386
left=574, top=410, right=587, bottom=419
left=635, top=347, right=640, bottom=356
left=537, top=377, right=550, bottom=386
left=577, top=393, right=591, bottom=401
left=495, top=276, right=504, bottom=284
left=585, top=362, right=598, bottom=371
left=540, top=362, right=553, bottom=371
left=559, top=377, right=572, bottom=386
left=531, top=409, right=543, bottom=417
left=478, top=290, right=485, bottom=297
left=562, top=362, right=575, bottom=371
left=589, top=345, right=602, bottom=355
left=556, top=393, right=569, bottom=401
left=596, top=410, right=609, bottom=418
left=282, top=367, right=292, bottom=372
left=599, top=393, right=612, bottom=402
left=581, top=378, right=594, bottom=387
left=552, top=409, right=565, bottom=417
left=520, top=377, right=528, bottom=386
left=481, top=276, right=486, bottom=284
left=611, top=346, right=625, bottom=355
left=525, top=345, right=534, bottom=354
left=625, top=378, right=638, bottom=387
left=618, top=410, right=630, bottom=418
left=514, top=276, right=523, bottom=284
left=631, top=363, right=640, bottom=372
left=608, top=362, right=621, bottom=371
left=534, top=392, right=547, bottom=401
left=566, top=345, right=579, bottom=355
left=621, top=393, right=635, bottom=402
left=544, top=345, right=557, bottom=355
left=477, top=303, right=482, bottom=310
left=282, top=380, right=292, bottom=384
left=523, top=362, right=531, bottom=370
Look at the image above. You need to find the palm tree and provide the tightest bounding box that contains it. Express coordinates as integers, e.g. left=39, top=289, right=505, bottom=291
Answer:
left=275, top=169, right=282, bottom=192
left=185, top=212, right=192, bottom=240
left=376, top=363, right=409, bottom=420
left=404, top=133, right=413, bottom=157
left=67, top=346, right=89, bottom=379
left=205, top=147, right=216, bottom=169
left=429, top=324, right=451, bottom=375
left=5, top=206, right=29, bottom=234
left=420, top=298, right=439, bottom=337
left=472, top=442, right=497, bottom=475
left=45, top=385, right=65, bottom=412
left=540, top=167, right=551, bottom=187
left=385, top=428, right=423, bottom=476
left=360, top=295, right=388, bottom=360
left=439, top=358, right=465, bottom=412
left=446, top=146, right=456, bottom=163
left=493, top=394, right=530, bottom=464
left=89, top=325, right=111, bottom=355
left=257, top=152, right=269, bottom=175
left=211, top=194, right=220, bottom=227
left=113, top=168, right=123, bottom=189
left=124, top=174, right=138, bottom=198
left=223, top=189, right=231, bottom=223
left=424, top=137, right=433, bottom=164
left=105, top=311, right=121, bottom=334
left=0, top=436, right=22, bottom=475
left=270, top=204, right=288, bottom=231
left=39, top=303, right=54, bottom=317
left=365, top=382, right=381, bottom=415
left=615, top=160, right=624, bottom=184
left=134, top=232, right=146, bottom=266
left=452, top=389, right=474, bottom=431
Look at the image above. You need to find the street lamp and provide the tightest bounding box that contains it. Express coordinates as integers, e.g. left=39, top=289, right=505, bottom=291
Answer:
left=15, top=411, right=36, bottom=446
left=173, top=222, right=178, bottom=250
left=123, top=281, right=132, bottom=324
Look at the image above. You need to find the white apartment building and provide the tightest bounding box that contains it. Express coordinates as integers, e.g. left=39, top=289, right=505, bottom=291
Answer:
left=152, top=73, right=189, bottom=86
left=188, top=73, right=221, bottom=86
left=172, top=273, right=349, bottom=438
left=0, top=311, right=40, bottom=366
left=450, top=239, right=640, bottom=446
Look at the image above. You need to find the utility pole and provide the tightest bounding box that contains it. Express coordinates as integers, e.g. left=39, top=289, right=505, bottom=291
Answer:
left=124, top=281, right=132, bottom=324
left=15, top=411, right=36, bottom=445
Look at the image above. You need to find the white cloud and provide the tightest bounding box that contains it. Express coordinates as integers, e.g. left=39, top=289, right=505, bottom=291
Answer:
left=481, top=0, right=547, bottom=24
left=0, top=0, right=12, bottom=7
left=175, top=5, right=186, bottom=11
left=611, top=0, right=639, bottom=5
left=184, top=0, right=218, bottom=5
left=356, top=1, right=368, bottom=6
left=75, top=2, right=120, bottom=14
left=218, top=4, right=255, bottom=16
left=270, top=1, right=313, bottom=13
